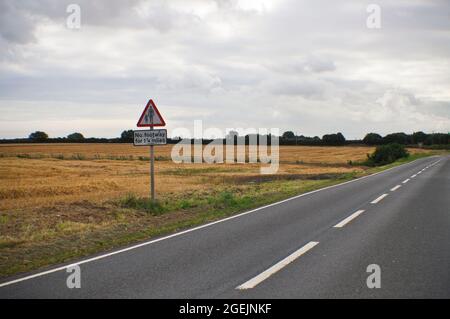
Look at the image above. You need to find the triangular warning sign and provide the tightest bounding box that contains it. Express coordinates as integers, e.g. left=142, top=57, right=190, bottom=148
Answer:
left=137, top=99, right=166, bottom=127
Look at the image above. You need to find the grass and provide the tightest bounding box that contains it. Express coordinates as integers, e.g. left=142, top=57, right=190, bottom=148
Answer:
left=0, top=143, right=446, bottom=278
left=119, top=193, right=165, bottom=215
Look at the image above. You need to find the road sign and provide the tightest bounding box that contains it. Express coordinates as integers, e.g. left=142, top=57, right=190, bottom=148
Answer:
left=136, top=99, right=166, bottom=202
left=134, top=129, right=167, bottom=146
left=137, top=99, right=166, bottom=127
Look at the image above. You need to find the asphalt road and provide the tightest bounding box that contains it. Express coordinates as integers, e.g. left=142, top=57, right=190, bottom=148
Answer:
left=1, top=155, right=449, bottom=298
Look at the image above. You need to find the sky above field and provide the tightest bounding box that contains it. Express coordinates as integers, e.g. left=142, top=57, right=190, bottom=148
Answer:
left=0, top=0, right=449, bottom=139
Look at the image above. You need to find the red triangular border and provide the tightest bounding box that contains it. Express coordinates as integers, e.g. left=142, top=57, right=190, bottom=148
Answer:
left=137, top=99, right=166, bottom=127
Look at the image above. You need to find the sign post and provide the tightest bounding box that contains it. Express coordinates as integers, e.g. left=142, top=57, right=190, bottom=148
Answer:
left=135, top=99, right=167, bottom=202
left=149, top=107, right=155, bottom=201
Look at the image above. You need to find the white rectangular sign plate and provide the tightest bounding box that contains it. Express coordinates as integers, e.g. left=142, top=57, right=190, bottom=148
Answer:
left=134, top=129, right=167, bottom=146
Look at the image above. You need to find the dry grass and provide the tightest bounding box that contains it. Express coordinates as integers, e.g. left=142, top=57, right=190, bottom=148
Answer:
left=0, top=143, right=433, bottom=277
left=0, top=144, right=377, bottom=211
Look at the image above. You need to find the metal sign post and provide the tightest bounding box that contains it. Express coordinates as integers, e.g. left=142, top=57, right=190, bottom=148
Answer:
left=135, top=99, right=167, bottom=202
left=149, top=107, right=155, bottom=201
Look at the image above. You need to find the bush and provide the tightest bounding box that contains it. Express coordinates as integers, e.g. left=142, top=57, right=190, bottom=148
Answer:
left=366, top=143, right=409, bottom=166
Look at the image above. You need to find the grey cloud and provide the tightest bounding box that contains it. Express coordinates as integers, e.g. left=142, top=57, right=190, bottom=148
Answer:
left=268, top=56, right=336, bottom=75
left=425, top=101, right=450, bottom=118
left=0, top=1, right=37, bottom=43
left=0, top=0, right=193, bottom=46
left=268, top=79, right=327, bottom=99
left=0, top=0, right=449, bottom=139
left=305, top=57, right=336, bottom=73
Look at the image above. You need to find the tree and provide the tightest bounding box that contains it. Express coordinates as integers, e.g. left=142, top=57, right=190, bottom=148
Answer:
left=282, top=131, right=295, bottom=139
left=425, top=133, right=450, bottom=145
left=67, top=132, right=84, bottom=141
left=226, top=130, right=239, bottom=144
left=383, top=132, right=410, bottom=145
left=412, top=131, right=427, bottom=144
left=120, top=130, right=134, bottom=142
left=336, top=132, right=346, bottom=144
left=226, top=130, right=239, bottom=139
left=363, top=133, right=383, bottom=145
left=322, top=132, right=346, bottom=145
left=29, top=131, right=49, bottom=142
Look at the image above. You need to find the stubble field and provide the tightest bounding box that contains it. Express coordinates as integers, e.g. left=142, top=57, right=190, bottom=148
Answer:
left=0, top=143, right=432, bottom=277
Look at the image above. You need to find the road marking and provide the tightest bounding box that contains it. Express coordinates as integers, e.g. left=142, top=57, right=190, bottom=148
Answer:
left=0, top=156, right=441, bottom=288
left=333, top=210, right=365, bottom=228
left=402, top=178, right=410, bottom=184
left=371, top=193, right=388, bottom=204
left=390, top=185, right=401, bottom=192
left=236, top=241, right=319, bottom=290
left=411, top=174, right=417, bottom=178
left=430, top=159, right=442, bottom=167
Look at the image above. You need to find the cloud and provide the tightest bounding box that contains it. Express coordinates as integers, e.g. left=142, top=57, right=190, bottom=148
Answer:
left=0, top=1, right=37, bottom=44
left=0, top=0, right=449, bottom=139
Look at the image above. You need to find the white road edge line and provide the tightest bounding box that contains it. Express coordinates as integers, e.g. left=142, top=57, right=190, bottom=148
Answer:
left=333, top=210, right=365, bottom=228
left=371, top=193, right=388, bottom=204
left=390, top=185, right=402, bottom=192
left=0, top=156, right=440, bottom=288
left=402, top=178, right=410, bottom=184
left=236, top=241, right=319, bottom=290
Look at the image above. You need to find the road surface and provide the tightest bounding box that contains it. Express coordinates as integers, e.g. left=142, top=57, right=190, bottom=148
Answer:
left=1, top=155, right=449, bottom=298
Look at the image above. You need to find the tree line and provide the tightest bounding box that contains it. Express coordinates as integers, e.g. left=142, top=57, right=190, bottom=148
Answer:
left=280, top=131, right=449, bottom=147
left=0, top=130, right=449, bottom=147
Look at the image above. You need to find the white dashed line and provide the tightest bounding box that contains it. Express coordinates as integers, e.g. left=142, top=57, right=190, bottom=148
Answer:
left=236, top=241, right=319, bottom=290
left=371, top=193, right=388, bottom=204
left=390, top=185, right=401, bottom=192
left=333, top=210, right=365, bottom=228
left=411, top=174, right=417, bottom=178
left=402, top=179, right=410, bottom=184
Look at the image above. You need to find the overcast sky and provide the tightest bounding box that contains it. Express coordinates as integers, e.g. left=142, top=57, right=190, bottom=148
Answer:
left=0, top=0, right=449, bottom=139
